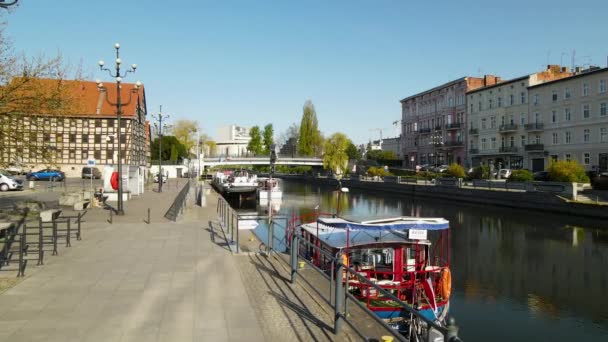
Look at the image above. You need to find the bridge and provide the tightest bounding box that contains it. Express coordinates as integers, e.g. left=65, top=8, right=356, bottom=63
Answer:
left=202, top=157, right=323, bottom=168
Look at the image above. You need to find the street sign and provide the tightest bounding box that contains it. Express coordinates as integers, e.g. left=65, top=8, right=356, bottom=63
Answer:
left=87, top=159, right=96, bottom=166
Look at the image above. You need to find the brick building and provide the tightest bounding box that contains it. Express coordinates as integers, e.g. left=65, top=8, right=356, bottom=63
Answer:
left=0, top=78, right=150, bottom=177
left=400, top=76, right=498, bottom=169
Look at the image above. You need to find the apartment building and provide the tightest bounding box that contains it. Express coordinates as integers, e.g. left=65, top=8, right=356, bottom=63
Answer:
left=527, top=67, right=608, bottom=171
left=0, top=79, right=150, bottom=177
left=467, top=65, right=572, bottom=170
left=401, top=76, right=498, bottom=169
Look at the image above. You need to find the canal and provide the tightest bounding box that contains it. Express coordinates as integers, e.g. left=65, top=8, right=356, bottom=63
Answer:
left=242, top=179, right=608, bottom=341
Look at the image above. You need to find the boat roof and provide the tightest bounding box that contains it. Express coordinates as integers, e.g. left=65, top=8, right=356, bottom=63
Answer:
left=317, top=216, right=449, bottom=231
left=301, top=216, right=449, bottom=249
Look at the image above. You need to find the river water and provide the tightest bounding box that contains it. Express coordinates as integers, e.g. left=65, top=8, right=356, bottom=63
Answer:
left=241, top=180, right=608, bottom=341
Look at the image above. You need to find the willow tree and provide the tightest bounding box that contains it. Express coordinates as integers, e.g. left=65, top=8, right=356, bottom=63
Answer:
left=323, top=132, right=350, bottom=177
left=172, top=119, right=198, bottom=154
left=247, top=125, right=262, bottom=156
left=298, top=100, right=322, bottom=157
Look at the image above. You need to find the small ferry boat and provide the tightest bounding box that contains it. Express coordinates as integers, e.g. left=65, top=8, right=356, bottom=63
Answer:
left=298, top=216, right=452, bottom=332
left=223, top=170, right=258, bottom=196
left=257, top=178, right=282, bottom=201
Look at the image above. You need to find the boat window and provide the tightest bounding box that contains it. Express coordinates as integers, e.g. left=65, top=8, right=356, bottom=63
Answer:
left=350, top=248, right=393, bottom=276
left=404, top=246, right=427, bottom=271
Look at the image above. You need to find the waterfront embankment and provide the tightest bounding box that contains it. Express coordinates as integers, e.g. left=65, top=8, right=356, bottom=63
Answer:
left=277, top=174, right=608, bottom=220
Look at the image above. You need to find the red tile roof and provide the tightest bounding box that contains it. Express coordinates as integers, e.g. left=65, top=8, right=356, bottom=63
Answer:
left=4, top=78, right=146, bottom=118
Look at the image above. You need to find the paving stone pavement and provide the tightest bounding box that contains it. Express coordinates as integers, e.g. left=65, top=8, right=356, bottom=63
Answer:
left=0, top=181, right=267, bottom=342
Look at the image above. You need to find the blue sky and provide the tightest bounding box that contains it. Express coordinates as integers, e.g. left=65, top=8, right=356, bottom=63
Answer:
left=4, top=0, right=608, bottom=144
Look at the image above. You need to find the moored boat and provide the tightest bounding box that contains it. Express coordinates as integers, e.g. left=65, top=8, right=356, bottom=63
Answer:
left=257, top=178, right=282, bottom=201
left=223, top=170, right=258, bottom=195
left=297, top=216, right=452, bottom=332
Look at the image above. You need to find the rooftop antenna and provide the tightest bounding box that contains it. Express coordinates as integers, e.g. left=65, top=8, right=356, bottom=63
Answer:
left=560, top=52, right=568, bottom=67
left=571, top=49, right=576, bottom=71
left=546, top=50, right=551, bottom=66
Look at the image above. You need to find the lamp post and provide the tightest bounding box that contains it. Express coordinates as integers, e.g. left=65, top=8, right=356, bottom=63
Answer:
left=0, top=1, right=19, bottom=9
left=97, top=43, right=141, bottom=215
left=151, top=107, right=169, bottom=193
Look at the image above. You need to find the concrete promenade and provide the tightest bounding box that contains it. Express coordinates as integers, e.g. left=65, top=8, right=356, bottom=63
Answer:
left=0, top=179, right=266, bottom=341
left=0, top=179, right=364, bottom=341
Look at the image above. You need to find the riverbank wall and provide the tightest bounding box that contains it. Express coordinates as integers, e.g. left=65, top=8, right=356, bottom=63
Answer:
left=277, top=175, right=608, bottom=220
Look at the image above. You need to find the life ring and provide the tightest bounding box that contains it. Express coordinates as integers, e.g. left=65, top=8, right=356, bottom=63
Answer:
left=437, top=267, right=452, bottom=300
left=110, top=171, right=119, bottom=190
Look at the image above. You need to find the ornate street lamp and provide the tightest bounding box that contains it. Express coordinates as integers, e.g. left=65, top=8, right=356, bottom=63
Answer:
left=96, top=43, right=141, bottom=216
left=0, top=1, right=19, bottom=9
left=151, top=107, right=169, bottom=193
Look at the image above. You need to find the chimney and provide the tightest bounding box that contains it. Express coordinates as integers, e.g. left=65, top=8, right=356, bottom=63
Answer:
left=484, top=75, right=499, bottom=86
left=561, top=66, right=567, bottom=73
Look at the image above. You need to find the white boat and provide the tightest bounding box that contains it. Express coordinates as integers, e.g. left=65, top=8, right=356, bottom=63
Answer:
left=257, top=178, right=282, bottom=201
left=224, top=170, right=258, bottom=195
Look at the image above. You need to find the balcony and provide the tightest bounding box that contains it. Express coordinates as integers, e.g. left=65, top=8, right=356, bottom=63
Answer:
left=469, top=128, right=479, bottom=135
left=525, top=123, right=544, bottom=131
left=434, top=125, right=443, bottom=131
left=443, top=140, right=464, bottom=147
left=419, top=128, right=431, bottom=134
left=445, top=123, right=462, bottom=130
left=499, top=146, right=519, bottom=153
left=469, top=148, right=479, bottom=154
left=499, top=123, right=518, bottom=133
left=525, top=143, right=545, bottom=152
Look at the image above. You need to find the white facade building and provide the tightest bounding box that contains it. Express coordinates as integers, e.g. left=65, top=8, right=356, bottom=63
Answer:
left=215, top=125, right=251, bottom=157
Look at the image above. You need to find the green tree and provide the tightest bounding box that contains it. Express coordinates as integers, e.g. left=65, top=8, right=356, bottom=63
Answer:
left=262, top=123, right=274, bottom=155
left=151, top=135, right=188, bottom=162
left=323, top=132, right=350, bottom=176
left=171, top=119, right=198, bottom=154
left=247, top=126, right=263, bottom=156
left=547, top=160, right=590, bottom=182
left=345, top=141, right=361, bottom=160
left=366, top=150, right=397, bottom=161
left=508, top=169, right=533, bottom=182
left=298, top=100, right=322, bottom=157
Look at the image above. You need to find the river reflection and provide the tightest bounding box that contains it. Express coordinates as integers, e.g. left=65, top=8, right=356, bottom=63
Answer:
left=247, top=180, right=608, bottom=341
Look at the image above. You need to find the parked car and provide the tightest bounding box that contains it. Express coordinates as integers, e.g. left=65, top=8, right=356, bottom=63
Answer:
left=26, top=169, right=65, bottom=181
left=418, top=164, right=431, bottom=172
left=0, top=169, right=23, bottom=191
left=498, top=169, right=512, bottom=179
left=533, top=171, right=551, bottom=181
left=81, top=167, right=101, bottom=179
left=434, top=165, right=449, bottom=173
left=589, top=171, right=608, bottom=190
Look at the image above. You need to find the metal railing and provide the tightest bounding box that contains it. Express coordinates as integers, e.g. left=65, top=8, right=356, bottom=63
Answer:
left=525, top=123, right=544, bottom=131
left=525, top=143, right=544, bottom=151
left=287, top=224, right=462, bottom=342
left=164, top=179, right=194, bottom=221
left=498, top=123, right=518, bottom=132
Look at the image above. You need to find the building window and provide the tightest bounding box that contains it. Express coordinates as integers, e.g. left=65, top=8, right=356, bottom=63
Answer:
left=470, top=103, right=473, bottom=113
left=69, top=134, right=76, bottom=143
left=82, top=134, right=88, bottom=143
left=565, top=153, right=571, bottom=161
left=120, top=135, right=126, bottom=144
left=56, top=134, right=63, bottom=143
left=520, top=92, right=526, bottom=104
left=583, top=152, right=590, bottom=165
left=509, top=94, right=514, bottom=105
left=601, top=103, right=607, bottom=117
left=551, top=110, right=557, bottom=123
left=552, top=133, right=558, bottom=144
left=94, top=150, right=101, bottom=160
left=600, top=80, right=607, bottom=93
left=481, top=118, right=487, bottom=129
left=120, top=120, right=127, bottom=128
left=490, top=116, right=496, bottom=129
left=520, top=113, right=526, bottom=125
left=108, top=119, right=114, bottom=127
left=601, top=128, right=607, bottom=143
left=564, top=88, right=571, bottom=99
left=82, top=150, right=88, bottom=160
left=564, top=108, right=571, bottom=121
left=583, top=129, right=590, bottom=143
left=533, top=94, right=539, bottom=105
left=481, top=138, right=487, bottom=150
left=583, top=104, right=590, bottom=119
left=82, top=119, right=89, bottom=128
left=69, top=149, right=75, bottom=159
left=565, top=131, right=572, bottom=144
left=478, top=102, right=482, bottom=111
left=551, top=155, right=558, bottom=162
left=583, top=83, right=589, bottom=96
left=491, top=137, right=497, bottom=149
left=106, top=149, right=114, bottom=161
left=489, top=99, right=493, bottom=109
left=70, top=120, right=76, bottom=127
left=521, top=135, right=526, bottom=147
left=95, top=120, right=102, bottom=128
left=94, top=134, right=101, bottom=144
left=534, top=112, right=541, bottom=123
left=44, top=133, right=50, bottom=142
left=509, top=136, right=515, bottom=147
left=57, top=118, right=64, bottom=126
left=552, top=90, right=558, bottom=102
left=497, top=97, right=502, bottom=107
left=535, top=135, right=541, bottom=144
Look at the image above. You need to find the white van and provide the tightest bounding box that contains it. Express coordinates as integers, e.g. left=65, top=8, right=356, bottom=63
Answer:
left=0, top=169, right=24, bottom=192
